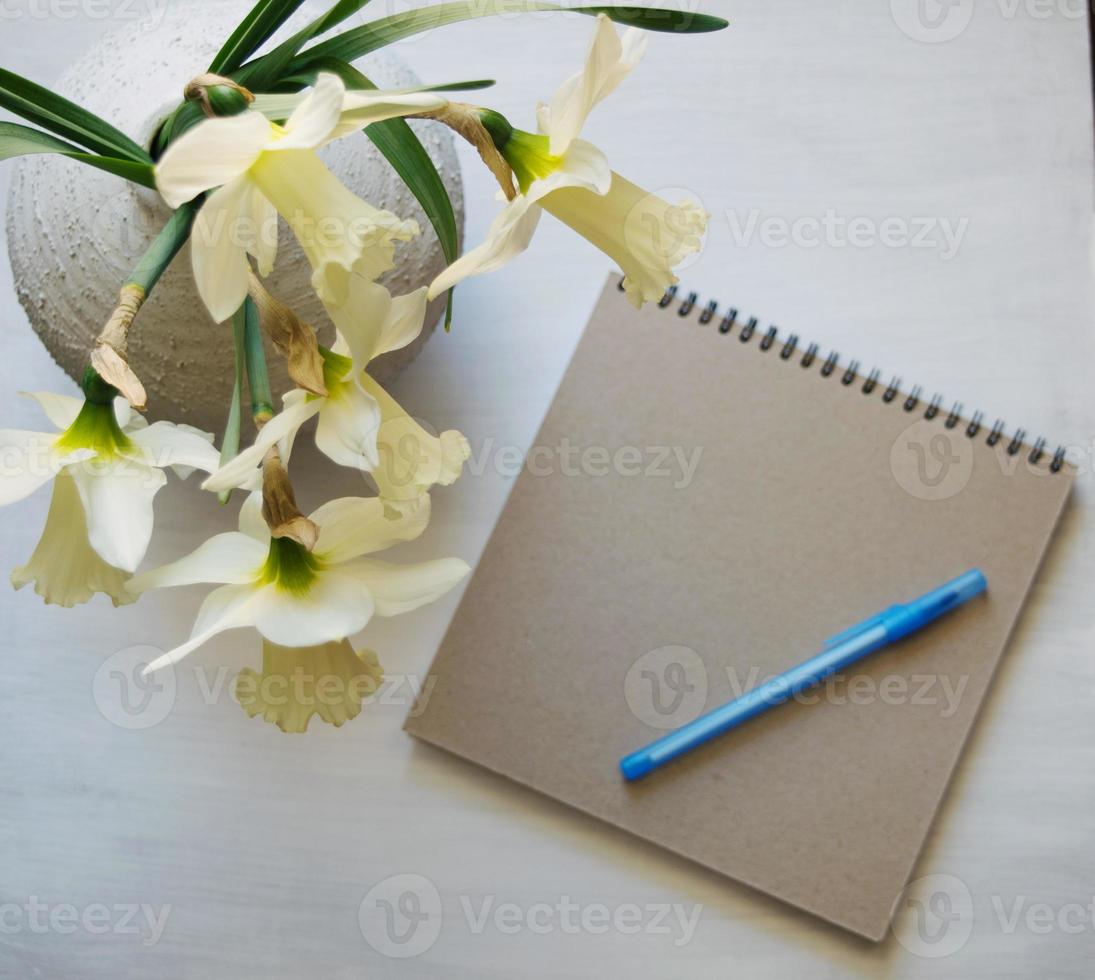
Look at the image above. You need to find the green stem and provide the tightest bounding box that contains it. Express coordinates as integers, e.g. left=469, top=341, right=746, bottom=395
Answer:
left=126, top=200, right=198, bottom=294
left=242, top=296, right=274, bottom=424
left=217, top=305, right=249, bottom=504
left=87, top=199, right=199, bottom=404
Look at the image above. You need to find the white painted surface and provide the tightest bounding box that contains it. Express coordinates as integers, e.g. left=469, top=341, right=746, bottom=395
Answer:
left=1, top=1, right=1092, bottom=977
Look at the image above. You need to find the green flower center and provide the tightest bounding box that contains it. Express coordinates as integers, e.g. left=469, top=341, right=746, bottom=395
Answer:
left=501, top=130, right=564, bottom=195
left=259, top=537, right=322, bottom=595
left=319, top=347, right=354, bottom=399
left=55, top=400, right=133, bottom=459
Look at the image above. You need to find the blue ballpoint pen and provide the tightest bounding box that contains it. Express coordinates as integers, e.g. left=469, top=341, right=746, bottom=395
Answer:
left=620, top=569, right=988, bottom=781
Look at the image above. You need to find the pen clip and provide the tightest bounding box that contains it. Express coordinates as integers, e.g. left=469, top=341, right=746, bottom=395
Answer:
left=822, top=605, right=903, bottom=649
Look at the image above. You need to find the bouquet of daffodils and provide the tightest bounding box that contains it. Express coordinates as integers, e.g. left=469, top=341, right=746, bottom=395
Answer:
left=0, top=1, right=723, bottom=732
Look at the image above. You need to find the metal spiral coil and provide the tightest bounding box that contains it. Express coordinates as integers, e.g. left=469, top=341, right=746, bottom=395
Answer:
left=619, top=279, right=1068, bottom=472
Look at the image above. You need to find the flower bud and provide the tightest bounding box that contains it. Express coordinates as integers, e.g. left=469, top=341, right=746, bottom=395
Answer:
left=183, top=73, right=255, bottom=119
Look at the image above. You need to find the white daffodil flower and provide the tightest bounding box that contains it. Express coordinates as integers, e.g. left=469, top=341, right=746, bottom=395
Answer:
left=1, top=387, right=221, bottom=595
left=128, top=492, right=469, bottom=675
left=155, top=72, right=445, bottom=322
left=201, top=278, right=470, bottom=509
left=429, top=14, right=707, bottom=308
left=234, top=639, right=383, bottom=733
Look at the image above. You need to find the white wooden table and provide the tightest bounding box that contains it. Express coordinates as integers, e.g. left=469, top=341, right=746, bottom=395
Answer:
left=2, top=1, right=1093, bottom=976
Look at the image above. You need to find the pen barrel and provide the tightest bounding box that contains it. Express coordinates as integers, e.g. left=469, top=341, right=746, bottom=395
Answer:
left=620, top=624, right=889, bottom=781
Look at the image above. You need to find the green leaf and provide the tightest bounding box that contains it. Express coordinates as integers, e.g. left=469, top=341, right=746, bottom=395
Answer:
left=0, top=67, right=151, bottom=163
left=150, top=101, right=206, bottom=159
left=263, top=75, right=496, bottom=99
left=233, top=0, right=380, bottom=91
left=368, top=115, right=460, bottom=327
left=318, top=60, right=459, bottom=328
left=294, top=2, right=727, bottom=66
left=557, top=5, right=728, bottom=33
left=218, top=305, right=249, bottom=505
left=0, top=121, right=155, bottom=187
left=209, top=0, right=310, bottom=75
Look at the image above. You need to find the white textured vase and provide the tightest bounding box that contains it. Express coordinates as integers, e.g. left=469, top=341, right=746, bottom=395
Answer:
left=5, top=1, right=464, bottom=431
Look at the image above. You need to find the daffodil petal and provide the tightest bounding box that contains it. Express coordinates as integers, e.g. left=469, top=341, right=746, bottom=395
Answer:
left=325, top=275, right=392, bottom=370
left=427, top=195, right=543, bottom=299
left=70, top=462, right=167, bottom=572
left=343, top=557, right=469, bottom=617
left=19, top=391, right=82, bottom=431
left=251, top=572, right=376, bottom=647
left=142, top=584, right=260, bottom=674
left=154, top=110, right=272, bottom=208
left=311, top=494, right=430, bottom=564
left=376, top=286, right=429, bottom=357
left=127, top=421, right=220, bottom=477
left=0, top=430, right=81, bottom=506
left=278, top=389, right=309, bottom=464
left=115, top=397, right=147, bottom=432
left=326, top=280, right=428, bottom=367
left=253, top=89, right=447, bottom=140
left=527, top=139, right=612, bottom=204
left=127, top=531, right=267, bottom=594
left=243, top=180, right=279, bottom=277
left=191, top=178, right=255, bottom=323
left=545, top=15, right=647, bottom=155
left=202, top=395, right=321, bottom=493
left=238, top=491, right=269, bottom=542
left=328, top=91, right=448, bottom=141
left=276, top=71, right=345, bottom=150
left=314, top=381, right=381, bottom=471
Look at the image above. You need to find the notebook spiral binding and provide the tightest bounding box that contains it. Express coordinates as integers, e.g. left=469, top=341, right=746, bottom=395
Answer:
left=620, top=280, right=1067, bottom=473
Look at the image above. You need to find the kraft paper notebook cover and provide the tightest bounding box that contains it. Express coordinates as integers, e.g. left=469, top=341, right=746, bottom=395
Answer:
left=405, top=275, right=1074, bottom=941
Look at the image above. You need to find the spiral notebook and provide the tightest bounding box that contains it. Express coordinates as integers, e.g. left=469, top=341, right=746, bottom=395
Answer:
left=406, top=274, right=1074, bottom=941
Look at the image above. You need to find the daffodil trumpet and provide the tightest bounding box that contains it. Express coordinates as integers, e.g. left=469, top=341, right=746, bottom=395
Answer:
left=234, top=639, right=384, bottom=733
